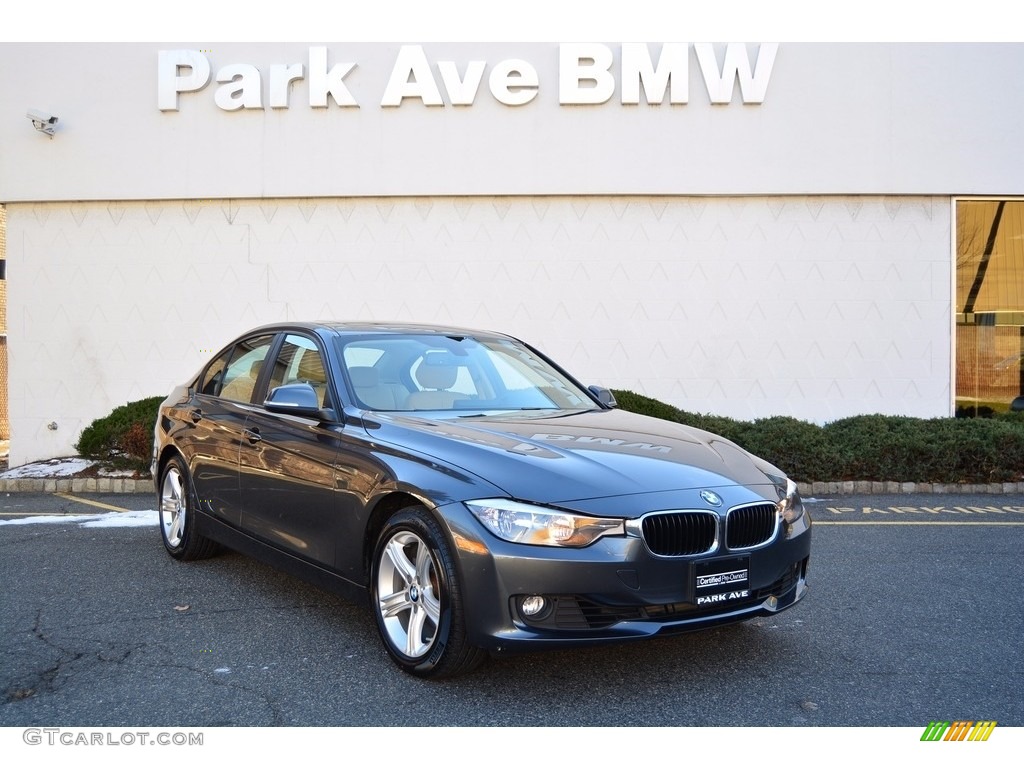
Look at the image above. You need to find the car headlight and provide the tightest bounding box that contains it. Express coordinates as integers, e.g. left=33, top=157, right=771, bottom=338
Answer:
left=777, top=478, right=805, bottom=525
left=466, top=499, right=625, bottom=547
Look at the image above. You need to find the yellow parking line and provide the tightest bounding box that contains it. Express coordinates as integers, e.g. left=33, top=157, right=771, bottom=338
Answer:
left=53, top=493, right=133, bottom=513
left=814, top=520, right=1024, bottom=526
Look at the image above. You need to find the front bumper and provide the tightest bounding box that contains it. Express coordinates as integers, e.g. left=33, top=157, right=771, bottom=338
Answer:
left=439, top=501, right=811, bottom=653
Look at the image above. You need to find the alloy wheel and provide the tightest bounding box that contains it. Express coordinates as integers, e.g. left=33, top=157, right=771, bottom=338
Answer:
left=375, top=530, right=442, bottom=659
left=160, top=465, right=187, bottom=548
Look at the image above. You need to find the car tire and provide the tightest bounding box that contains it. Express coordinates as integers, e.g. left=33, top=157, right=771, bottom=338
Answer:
left=159, top=456, right=220, bottom=561
left=370, top=506, right=487, bottom=678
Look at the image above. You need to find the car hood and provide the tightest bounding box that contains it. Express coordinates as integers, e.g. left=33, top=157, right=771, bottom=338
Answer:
left=364, top=408, right=786, bottom=510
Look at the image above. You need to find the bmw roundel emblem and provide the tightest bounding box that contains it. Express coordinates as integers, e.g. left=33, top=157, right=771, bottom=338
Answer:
left=700, top=490, right=723, bottom=507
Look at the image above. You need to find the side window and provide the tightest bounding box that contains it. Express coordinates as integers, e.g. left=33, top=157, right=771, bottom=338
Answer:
left=268, top=334, right=331, bottom=409
left=217, top=335, right=276, bottom=403
left=199, top=348, right=232, bottom=396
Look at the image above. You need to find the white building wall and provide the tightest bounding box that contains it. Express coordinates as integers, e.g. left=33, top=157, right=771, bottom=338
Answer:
left=2, top=44, right=1023, bottom=201
left=7, top=194, right=950, bottom=465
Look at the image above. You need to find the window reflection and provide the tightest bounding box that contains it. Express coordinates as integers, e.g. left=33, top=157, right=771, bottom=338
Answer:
left=955, top=200, right=1024, bottom=416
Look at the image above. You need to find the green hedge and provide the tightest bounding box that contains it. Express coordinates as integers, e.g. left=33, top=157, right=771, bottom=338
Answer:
left=74, top=396, right=164, bottom=472
left=76, top=390, right=1024, bottom=483
left=612, top=389, right=1024, bottom=484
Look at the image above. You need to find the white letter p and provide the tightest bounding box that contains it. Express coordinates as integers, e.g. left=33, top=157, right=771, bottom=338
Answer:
left=158, top=50, right=211, bottom=111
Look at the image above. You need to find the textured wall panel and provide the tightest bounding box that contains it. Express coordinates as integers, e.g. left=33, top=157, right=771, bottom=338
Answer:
left=6, top=195, right=951, bottom=464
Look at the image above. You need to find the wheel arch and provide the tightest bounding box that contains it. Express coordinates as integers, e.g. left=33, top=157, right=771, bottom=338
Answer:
left=362, top=491, right=435, bottom=579
left=365, top=492, right=489, bottom=677
left=156, top=444, right=188, bottom=488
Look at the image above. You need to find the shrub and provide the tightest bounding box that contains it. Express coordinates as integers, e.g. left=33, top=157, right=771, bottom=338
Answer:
left=74, top=396, right=164, bottom=473
left=611, top=391, right=750, bottom=445
left=823, top=414, right=927, bottom=481
left=611, top=390, right=683, bottom=423
left=743, top=415, right=838, bottom=482
left=611, top=390, right=1024, bottom=484
left=677, top=410, right=750, bottom=446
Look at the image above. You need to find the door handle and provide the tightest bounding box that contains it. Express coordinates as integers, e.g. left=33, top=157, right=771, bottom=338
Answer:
left=244, top=427, right=262, bottom=444
left=189, top=409, right=203, bottom=423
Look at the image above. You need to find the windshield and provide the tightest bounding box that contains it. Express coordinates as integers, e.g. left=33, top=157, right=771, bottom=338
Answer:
left=335, top=333, right=596, bottom=413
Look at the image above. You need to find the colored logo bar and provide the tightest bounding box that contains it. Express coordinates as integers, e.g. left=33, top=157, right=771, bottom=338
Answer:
left=921, top=721, right=997, bottom=742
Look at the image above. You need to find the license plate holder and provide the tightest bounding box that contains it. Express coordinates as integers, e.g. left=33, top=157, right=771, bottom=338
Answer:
left=695, top=556, right=750, bottom=598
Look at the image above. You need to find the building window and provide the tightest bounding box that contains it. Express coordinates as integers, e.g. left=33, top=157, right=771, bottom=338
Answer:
left=955, top=200, right=1024, bottom=416
left=0, top=204, right=7, bottom=460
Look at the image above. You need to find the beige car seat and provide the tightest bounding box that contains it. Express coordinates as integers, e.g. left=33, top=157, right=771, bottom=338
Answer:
left=406, top=356, right=461, bottom=410
left=220, top=360, right=263, bottom=402
left=349, top=366, right=409, bottom=410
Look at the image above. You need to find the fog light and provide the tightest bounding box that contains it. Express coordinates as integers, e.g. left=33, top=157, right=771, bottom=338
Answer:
left=521, top=595, right=547, bottom=616
left=766, top=596, right=778, bottom=610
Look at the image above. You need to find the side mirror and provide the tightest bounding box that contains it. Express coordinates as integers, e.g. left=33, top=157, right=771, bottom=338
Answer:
left=264, top=383, right=328, bottom=419
left=588, top=385, right=617, bottom=409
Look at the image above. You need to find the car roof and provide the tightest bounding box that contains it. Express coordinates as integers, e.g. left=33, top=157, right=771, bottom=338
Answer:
left=241, top=321, right=519, bottom=341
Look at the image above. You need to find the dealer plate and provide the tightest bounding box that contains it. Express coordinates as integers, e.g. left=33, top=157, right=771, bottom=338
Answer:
left=695, top=556, right=749, bottom=596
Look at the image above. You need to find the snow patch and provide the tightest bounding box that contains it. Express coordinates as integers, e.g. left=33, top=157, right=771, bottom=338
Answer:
left=83, top=510, right=160, bottom=528
left=0, top=510, right=159, bottom=527
left=1, top=457, right=96, bottom=478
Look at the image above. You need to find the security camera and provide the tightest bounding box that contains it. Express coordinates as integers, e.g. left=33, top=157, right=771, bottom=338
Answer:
left=27, top=108, right=58, bottom=136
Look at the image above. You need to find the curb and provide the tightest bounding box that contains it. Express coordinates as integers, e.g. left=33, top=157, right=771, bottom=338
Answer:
left=0, top=478, right=155, bottom=494
left=0, top=477, right=1022, bottom=495
left=799, top=481, right=1024, bottom=496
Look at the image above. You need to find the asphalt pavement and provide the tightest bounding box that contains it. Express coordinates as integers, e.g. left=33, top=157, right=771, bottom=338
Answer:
left=0, top=491, right=1021, bottom=727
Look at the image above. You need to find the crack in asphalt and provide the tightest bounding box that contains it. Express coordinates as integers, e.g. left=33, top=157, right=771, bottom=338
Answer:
left=4, top=610, right=86, bottom=702
left=4, top=609, right=288, bottom=725
left=143, top=658, right=289, bottom=726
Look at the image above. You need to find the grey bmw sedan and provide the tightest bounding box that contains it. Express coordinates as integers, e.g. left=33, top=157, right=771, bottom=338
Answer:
left=153, top=322, right=811, bottom=677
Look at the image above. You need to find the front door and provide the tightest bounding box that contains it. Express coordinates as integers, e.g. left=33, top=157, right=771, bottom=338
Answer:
left=238, top=333, right=341, bottom=565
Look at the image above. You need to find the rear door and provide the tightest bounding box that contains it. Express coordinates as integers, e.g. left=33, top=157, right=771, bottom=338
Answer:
left=184, top=333, right=278, bottom=527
